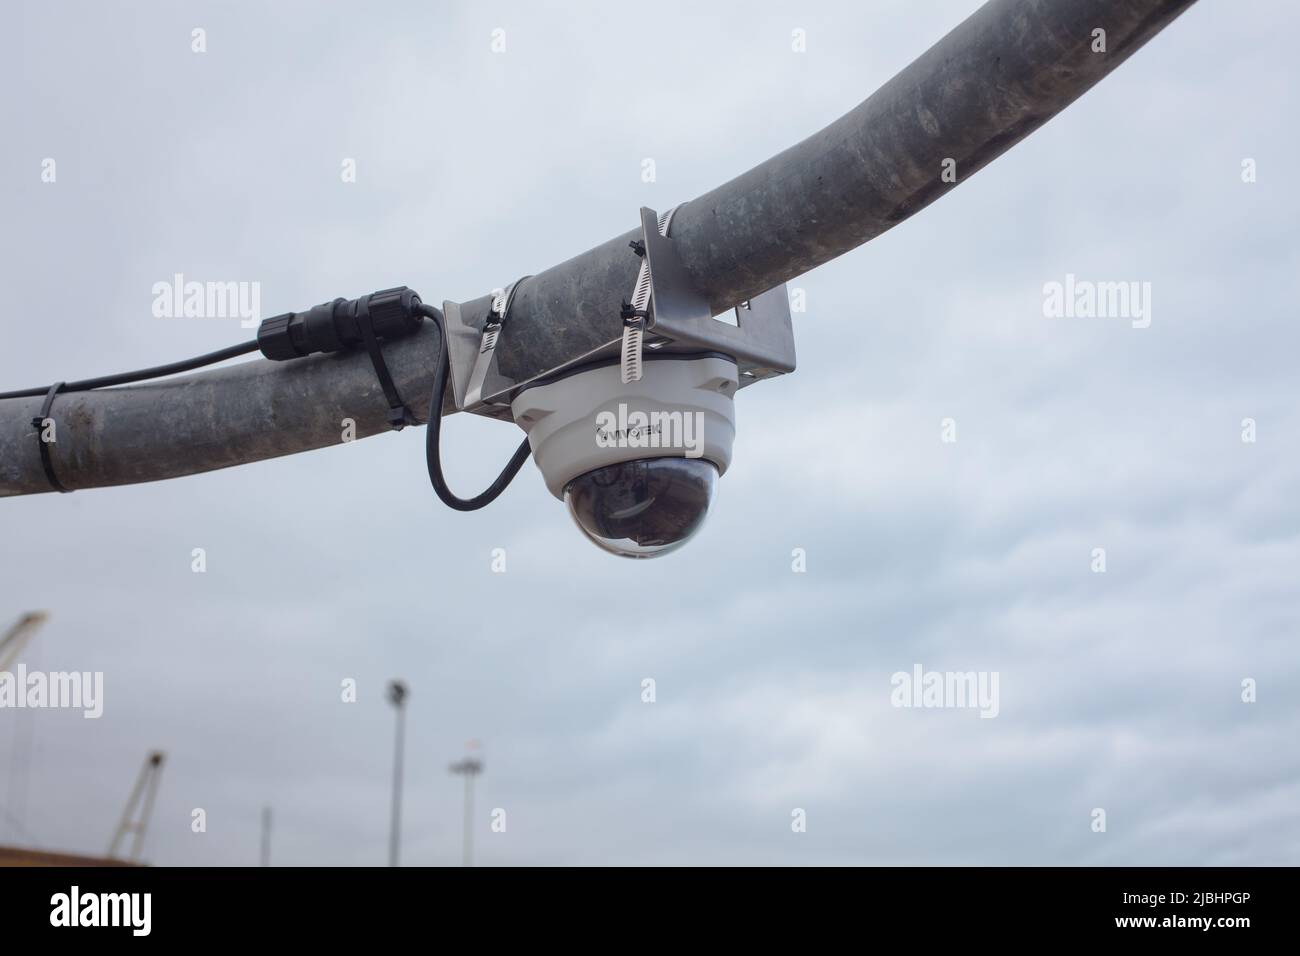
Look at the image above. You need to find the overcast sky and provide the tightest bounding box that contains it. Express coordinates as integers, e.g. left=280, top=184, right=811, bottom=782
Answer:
left=2, top=0, right=1297, bottom=865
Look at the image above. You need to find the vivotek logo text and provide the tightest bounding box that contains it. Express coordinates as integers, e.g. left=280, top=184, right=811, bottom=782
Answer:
left=0, top=665, right=103, bottom=718
left=594, top=404, right=705, bottom=458
left=50, top=886, right=151, bottom=937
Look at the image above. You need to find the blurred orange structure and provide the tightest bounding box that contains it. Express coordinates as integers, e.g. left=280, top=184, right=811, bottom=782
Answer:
left=0, top=845, right=138, bottom=867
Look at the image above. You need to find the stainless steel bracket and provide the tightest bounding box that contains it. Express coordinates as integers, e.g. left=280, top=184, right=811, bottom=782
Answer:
left=443, top=205, right=797, bottom=421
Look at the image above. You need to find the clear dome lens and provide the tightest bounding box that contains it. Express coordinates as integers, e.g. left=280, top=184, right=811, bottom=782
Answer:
left=563, top=458, right=717, bottom=558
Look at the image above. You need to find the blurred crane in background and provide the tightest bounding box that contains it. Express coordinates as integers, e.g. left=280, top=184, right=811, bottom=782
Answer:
left=0, top=611, right=47, bottom=672
left=1, top=611, right=49, bottom=843
left=107, top=750, right=166, bottom=863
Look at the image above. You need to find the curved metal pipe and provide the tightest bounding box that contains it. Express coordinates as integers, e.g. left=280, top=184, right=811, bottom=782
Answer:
left=0, top=0, right=1198, bottom=496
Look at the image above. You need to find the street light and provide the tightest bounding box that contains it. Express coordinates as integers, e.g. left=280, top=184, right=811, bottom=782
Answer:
left=448, top=756, right=483, bottom=867
left=387, top=680, right=408, bottom=867
left=260, top=806, right=272, bottom=867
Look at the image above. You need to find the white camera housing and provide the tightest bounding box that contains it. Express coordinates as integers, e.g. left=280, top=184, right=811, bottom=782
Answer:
left=511, top=355, right=738, bottom=557
left=439, top=205, right=795, bottom=557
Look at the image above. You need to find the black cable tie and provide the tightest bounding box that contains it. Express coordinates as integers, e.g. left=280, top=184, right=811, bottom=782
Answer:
left=31, top=382, right=71, bottom=494
left=354, top=300, right=418, bottom=430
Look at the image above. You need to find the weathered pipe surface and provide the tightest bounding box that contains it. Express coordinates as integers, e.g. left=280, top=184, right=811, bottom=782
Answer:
left=0, top=0, right=1197, bottom=497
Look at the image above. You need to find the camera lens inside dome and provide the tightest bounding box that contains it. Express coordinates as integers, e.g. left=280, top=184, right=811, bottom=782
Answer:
left=563, top=458, right=717, bottom=559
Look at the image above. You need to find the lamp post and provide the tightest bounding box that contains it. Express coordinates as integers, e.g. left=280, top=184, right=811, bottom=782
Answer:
left=448, top=756, right=483, bottom=867
left=260, top=806, right=272, bottom=867
left=387, top=680, right=408, bottom=867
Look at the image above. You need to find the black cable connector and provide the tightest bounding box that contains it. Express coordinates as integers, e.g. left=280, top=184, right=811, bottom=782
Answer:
left=257, top=286, right=425, bottom=429
left=256, top=286, right=424, bottom=361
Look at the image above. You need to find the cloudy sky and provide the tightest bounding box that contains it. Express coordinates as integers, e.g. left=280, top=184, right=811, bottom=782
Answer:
left=2, top=0, right=1297, bottom=865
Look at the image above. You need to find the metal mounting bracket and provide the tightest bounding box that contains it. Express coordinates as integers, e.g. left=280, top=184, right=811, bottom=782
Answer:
left=443, top=205, right=797, bottom=420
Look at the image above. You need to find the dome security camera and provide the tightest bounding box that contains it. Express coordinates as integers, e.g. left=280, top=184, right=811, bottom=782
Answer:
left=510, top=355, right=738, bottom=558
left=436, top=205, right=796, bottom=558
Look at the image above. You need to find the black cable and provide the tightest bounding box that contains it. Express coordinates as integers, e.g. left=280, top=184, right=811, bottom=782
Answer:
left=0, top=340, right=259, bottom=401
left=1, top=298, right=527, bottom=510
left=418, top=302, right=531, bottom=511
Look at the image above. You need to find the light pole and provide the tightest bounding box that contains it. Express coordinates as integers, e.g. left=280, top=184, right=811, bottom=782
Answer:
left=387, top=680, right=408, bottom=867
left=448, top=756, right=483, bottom=867
left=260, top=806, right=272, bottom=867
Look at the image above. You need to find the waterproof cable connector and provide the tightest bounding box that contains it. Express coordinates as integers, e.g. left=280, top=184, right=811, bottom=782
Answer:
left=255, top=286, right=425, bottom=431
